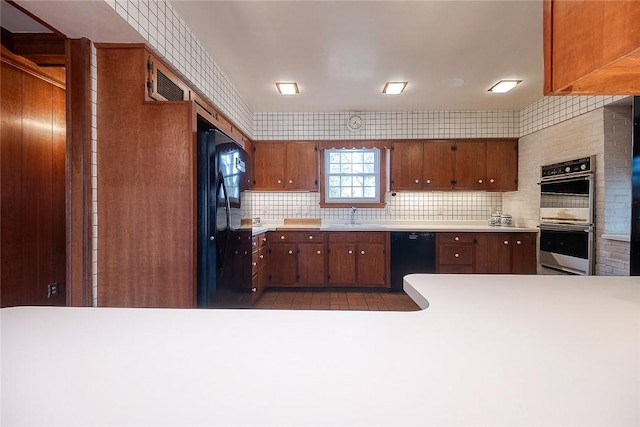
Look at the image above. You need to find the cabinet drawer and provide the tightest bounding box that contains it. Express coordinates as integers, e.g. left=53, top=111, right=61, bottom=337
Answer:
left=437, top=233, right=474, bottom=244
left=328, top=232, right=386, bottom=243
left=252, top=233, right=268, bottom=250
left=296, top=231, right=326, bottom=243
left=252, top=247, right=267, bottom=273
left=269, top=232, right=296, bottom=242
left=438, top=244, right=474, bottom=265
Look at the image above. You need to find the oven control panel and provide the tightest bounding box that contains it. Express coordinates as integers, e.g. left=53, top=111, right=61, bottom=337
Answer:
left=541, top=156, right=594, bottom=178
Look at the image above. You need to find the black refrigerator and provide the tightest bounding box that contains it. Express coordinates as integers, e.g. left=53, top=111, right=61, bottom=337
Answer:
left=197, top=121, right=252, bottom=307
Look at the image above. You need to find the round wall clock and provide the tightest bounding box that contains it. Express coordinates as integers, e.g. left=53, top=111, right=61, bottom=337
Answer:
left=347, top=115, right=363, bottom=131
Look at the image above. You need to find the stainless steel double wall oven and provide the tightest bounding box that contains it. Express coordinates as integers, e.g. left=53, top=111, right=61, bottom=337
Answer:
left=539, top=156, right=595, bottom=275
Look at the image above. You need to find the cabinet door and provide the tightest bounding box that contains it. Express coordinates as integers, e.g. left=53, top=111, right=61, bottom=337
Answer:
left=475, top=233, right=512, bottom=274
left=297, top=243, right=326, bottom=285
left=423, top=141, right=455, bottom=190
left=327, top=243, right=356, bottom=285
left=285, top=142, right=318, bottom=191
left=268, top=243, right=297, bottom=285
left=454, top=141, right=486, bottom=190
left=511, top=233, right=537, bottom=274
left=390, top=142, right=424, bottom=190
left=253, top=142, right=285, bottom=190
left=486, top=140, right=518, bottom=191
left=357, top=243, right=386, bottom=286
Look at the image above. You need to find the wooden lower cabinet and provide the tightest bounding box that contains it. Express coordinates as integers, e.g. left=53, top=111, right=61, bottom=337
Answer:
left=268, top=241, right=298, bottom=286
left=437, top=232, right=537, bottom=274
left=266, top=231, right=389, bottom=288
left=510, top=233, right=538, bottom=274
left=251, top=233, right=269, bottom=303
left=297, top=243, right=326, bottom=285
left=267, top=231, right=327, bottom=287
left=327, top=233, right=389, bottom=287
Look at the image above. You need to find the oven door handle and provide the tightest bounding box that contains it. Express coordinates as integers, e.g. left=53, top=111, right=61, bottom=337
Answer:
left=538, top=224, right=593, bottom=232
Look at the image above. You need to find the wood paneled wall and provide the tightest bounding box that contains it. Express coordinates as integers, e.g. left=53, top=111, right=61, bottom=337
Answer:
left=96, top=46, right=195, bottom=307
left=1, top=55, right=66, bottom=307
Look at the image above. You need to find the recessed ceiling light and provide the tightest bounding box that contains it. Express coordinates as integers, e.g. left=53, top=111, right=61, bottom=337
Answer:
left=382, top=81, right=407, bottom=95
left=276, top=82, right=299, bottom=95
left=488, top=80, right=522, bottom=93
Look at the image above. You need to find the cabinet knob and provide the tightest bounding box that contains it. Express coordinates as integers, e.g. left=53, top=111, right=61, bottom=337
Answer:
left=280, top=235, right=285, bottom=240
left=252, top=262, right=257, bottom=266
left=425, top=179, right=431, bottom=184
left=516, top=240, right=522, bottom=245
left=348, top=250, right=353, bottom=254
left=414, top=179, right=420, bottom=184
left=277, top=179, right=282, bottom=184
left=308, top=235, right=313, bottom=240
left=478, top=179, right=483, bottom=184
left=262, top=237, right=267, bottom=242
left=260, top=254, right=264, bottom=259
left=316, top=250, right=322, bottom=255
left=454, top=253, right=460, bottom=258
left=209, top=236, right=214, bottom=241
left=252, top=287, right=257, bottom=293
left=288, top=250, right=293, bottom=255
left=252, top=241, right=257, bottom=246
left=490, top=178, right=495, bottom=183
left=503, top=240, right=509, bottom=245
left=289, top=179, right=293, bottom=184
left=454, top=236, right=460, bottom=241
left=361, top=250, right=365, bottom=255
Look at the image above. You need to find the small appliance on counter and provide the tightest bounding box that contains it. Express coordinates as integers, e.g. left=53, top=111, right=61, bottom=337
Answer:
left=488, top=211, right=512, bottom=227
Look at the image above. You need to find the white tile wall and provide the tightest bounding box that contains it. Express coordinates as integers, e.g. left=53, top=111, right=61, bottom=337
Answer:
left=519, top=95, right=628, bottom=136
left=91, top=43, right=99, bottom=306
left=249, top=191, right=501, bottom=223
left=107, top=0, right=254, bottom=137
left=254, top=110, right=520, bottom=140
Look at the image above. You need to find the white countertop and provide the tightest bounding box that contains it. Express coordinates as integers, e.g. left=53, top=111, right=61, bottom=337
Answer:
left=252, top=220, right=537, bottom=235
left=2, top=275, right=638, bottom=426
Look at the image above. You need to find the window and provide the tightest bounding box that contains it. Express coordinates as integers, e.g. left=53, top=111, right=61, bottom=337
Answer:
left=323, top=148, right=381, bottom=205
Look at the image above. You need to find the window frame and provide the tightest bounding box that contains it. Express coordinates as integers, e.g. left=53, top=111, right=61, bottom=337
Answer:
left=319, top=146, right=387, bottom=208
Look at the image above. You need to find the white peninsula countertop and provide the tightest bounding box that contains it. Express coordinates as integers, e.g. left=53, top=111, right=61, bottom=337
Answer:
left=2, top=275, right=638, bottom=426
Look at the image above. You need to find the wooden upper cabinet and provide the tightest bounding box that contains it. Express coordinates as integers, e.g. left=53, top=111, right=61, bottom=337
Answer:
left=485, top=139, right=518, bottom=192
left=423, top=141, right=455, bottom=190
left=453, top=141, right=486, bottom=190
left=253, top=141, right=318, bottom=191
left=252, top=142, right=285, bottom=190
left=391, top=139, right=517, bottom=192
left=390, top=142, right=424, bottom=189
left=544, top=0, right=640, bottom=94
left=285, top=142, right=318, bottom=190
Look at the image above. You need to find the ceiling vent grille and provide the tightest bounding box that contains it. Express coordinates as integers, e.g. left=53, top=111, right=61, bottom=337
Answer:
left=156, top=69, right=184, bottom=101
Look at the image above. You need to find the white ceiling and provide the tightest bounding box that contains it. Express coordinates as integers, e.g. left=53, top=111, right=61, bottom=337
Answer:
left=7, top=0, right=545, bottom=114
left=170, top=0, right=544, bottom=113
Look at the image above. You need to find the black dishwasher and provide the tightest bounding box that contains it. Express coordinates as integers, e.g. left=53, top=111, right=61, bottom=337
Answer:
left=390, top=232, right=436, bottom=292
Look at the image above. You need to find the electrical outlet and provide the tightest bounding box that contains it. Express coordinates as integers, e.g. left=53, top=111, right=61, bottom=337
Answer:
left=47, top=282, right=59, bottom=298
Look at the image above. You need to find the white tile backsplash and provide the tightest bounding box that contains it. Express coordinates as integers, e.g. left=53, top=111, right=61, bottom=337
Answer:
left=250, top=191, right=501, bottom=223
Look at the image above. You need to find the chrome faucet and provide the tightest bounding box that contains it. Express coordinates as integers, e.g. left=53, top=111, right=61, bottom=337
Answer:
left=350, top=207, right=357, bottom=225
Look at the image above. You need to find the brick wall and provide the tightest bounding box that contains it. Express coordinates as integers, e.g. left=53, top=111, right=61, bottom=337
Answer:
left=503, top=107, right=632, bottom=275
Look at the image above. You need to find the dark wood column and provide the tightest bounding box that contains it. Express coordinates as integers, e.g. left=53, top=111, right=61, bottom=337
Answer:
left=66, top=38, right=93, bottom=305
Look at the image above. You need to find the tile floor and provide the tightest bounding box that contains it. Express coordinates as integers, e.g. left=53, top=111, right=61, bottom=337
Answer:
left=254, top=289, right=421, bottom=311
